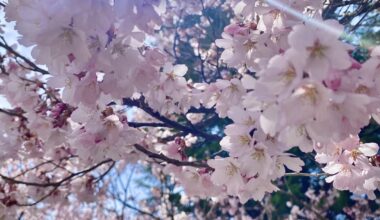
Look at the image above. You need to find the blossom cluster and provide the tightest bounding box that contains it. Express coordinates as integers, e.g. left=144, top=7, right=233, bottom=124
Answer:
left=0, top=0, right=379, bottom=217
left=202, top=0, right=380, bottom=202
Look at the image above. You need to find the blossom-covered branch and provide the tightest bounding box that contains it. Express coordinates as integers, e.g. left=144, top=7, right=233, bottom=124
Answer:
left=0, top=0, right=379, bottom=218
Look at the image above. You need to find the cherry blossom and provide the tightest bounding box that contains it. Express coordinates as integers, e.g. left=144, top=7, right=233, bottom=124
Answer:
left=0, top=0, right=379, bottom=217
left=316, top=135, right=380, bottom=199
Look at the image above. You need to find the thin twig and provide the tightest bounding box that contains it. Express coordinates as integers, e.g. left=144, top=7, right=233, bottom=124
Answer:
left=284, top=172, right=328, bottom=177
left=0, top=159, right=113, bottom=187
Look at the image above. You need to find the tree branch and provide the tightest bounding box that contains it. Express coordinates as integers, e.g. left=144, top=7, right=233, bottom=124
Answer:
left=124, top=97, right=222, bottom=141
left=0, top=107, right=26, bottom=119
left=0, top=36, right=50, bottom=75
left=134, top=144, right=211, bottom=169
left=128, top=122, right=167, bottom=128
left=0, top=159, right=113, bottom=187
left=284, top=172, right=328, bottom=177
left=114, top=196, right=160, bottom=220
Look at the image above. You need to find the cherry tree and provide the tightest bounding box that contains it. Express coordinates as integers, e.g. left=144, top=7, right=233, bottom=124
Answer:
left=0, top=0, right=379, bottom=219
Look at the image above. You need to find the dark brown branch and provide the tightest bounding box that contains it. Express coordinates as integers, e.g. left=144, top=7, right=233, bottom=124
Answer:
left=6, top=159, right=115, bottom=206
left=14, top=156, right=76, bottom=178
left=349, top=3, right=377, bottom=31
left=114, top=195, right=160, bottom=220
left=0, top=36, right=50, bottom=75
left=187, top=106, right=215, bottom=114
left=124, top=97, right=222, bottom=141
left=339, top=1, right=380, bottom=25
left=0, top=108, right=25, bottom=119
left=128, top=122, right=167, bottom=128
left=0, top=159, right=113, bottom=187
left=17, top=211, right=24, bottom=220
left=159, top=132, right=188, bottom=142
left=94, top=161, right=116, bottom=183
left=17, top=185, right=60, bottom=207
left=323, top=0, right=380, bottom=26
left=134, top=144, right=211, bottom=169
